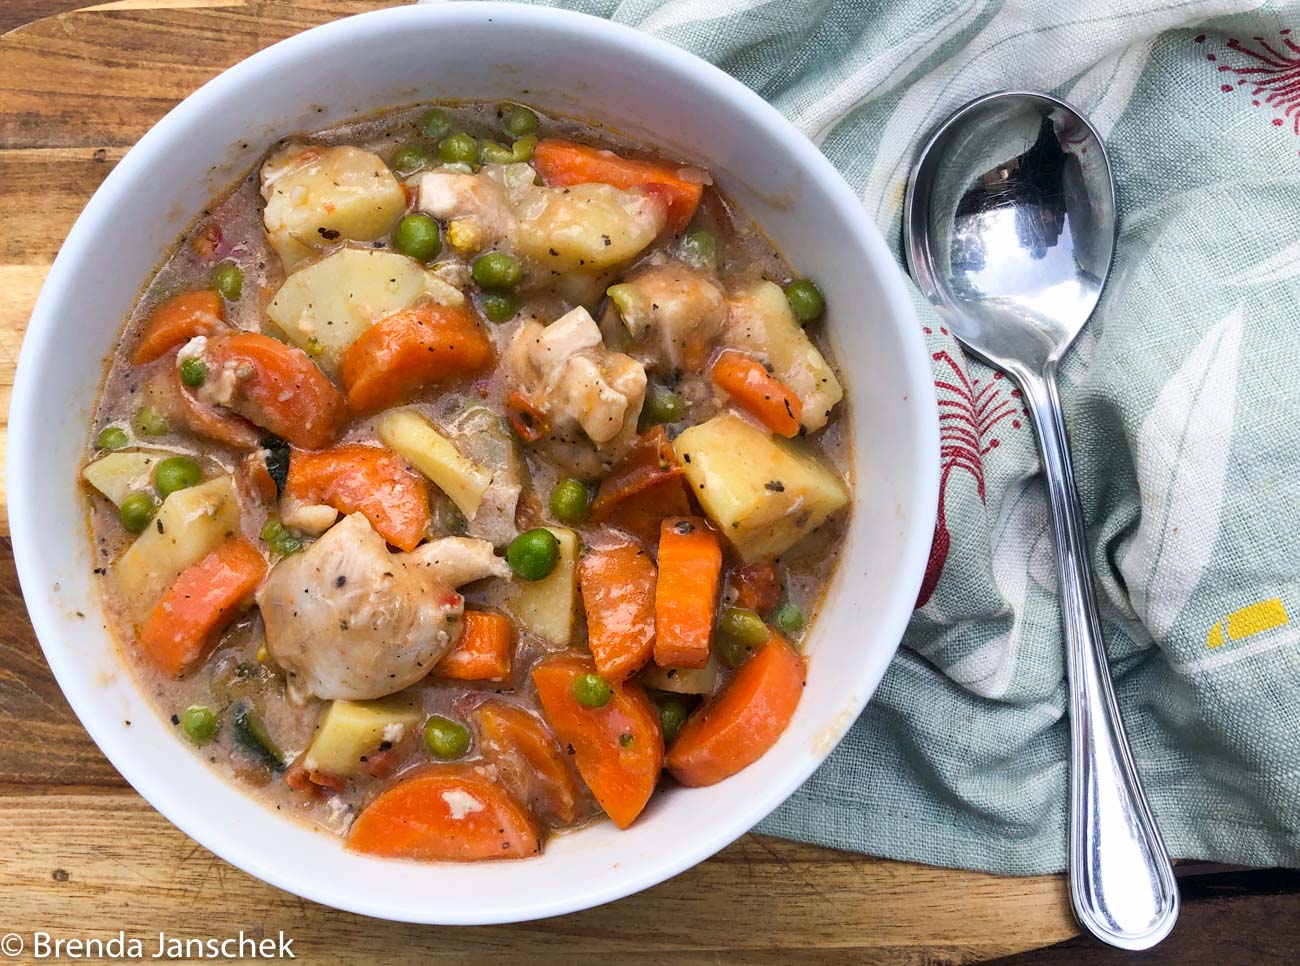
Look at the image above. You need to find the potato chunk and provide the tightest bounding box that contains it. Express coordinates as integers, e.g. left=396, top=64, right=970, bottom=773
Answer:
left=266, top=249, right=464, bottom=371
left=514, top=183, right=666, bottom=273
left=376, top=409, right=493, bottom=520
left=303, top=697, right=424, bottom=776
left=723, top=281, right=844, bottom=432
left=82, top=450, right=170, bottom=507
left=507, top=527, right=579, bottom=647
left=260, top=143, right=406, bottom=269
left=672, top=414, right=848, bottom=562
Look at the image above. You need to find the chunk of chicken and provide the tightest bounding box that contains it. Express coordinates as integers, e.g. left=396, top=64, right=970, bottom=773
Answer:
left=606, top=261, right=728, bottom=371
left=417, top=165, right=522, bottom=255
left=258, top=513, right=510, bottom=702
left=261, top=143, right=406, bottom=270
left=722, top=280, right=844, bottom=432
left=508, top=307, right=647, bottom=455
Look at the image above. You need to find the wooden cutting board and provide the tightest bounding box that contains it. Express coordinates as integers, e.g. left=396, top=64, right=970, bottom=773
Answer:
left=0, top=2, right=1078, bottom=961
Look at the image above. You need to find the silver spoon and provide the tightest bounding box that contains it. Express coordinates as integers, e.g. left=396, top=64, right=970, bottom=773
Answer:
left=903, top=91, right=1179, bottom=950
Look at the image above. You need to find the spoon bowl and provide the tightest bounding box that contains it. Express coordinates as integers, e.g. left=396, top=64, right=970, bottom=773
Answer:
left=905, top=91, right=1116, bottom=374
left=904, top=92, right=1179, bottom=950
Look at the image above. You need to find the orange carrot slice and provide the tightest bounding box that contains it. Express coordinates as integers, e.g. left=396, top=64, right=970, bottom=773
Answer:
left=532, top=138, right=704, bottom=235
left=505, top=389, right=549, bottom=443
left=138, top=537, right=266, bottom=677
left=665, top=633, right=805, bottom=787
left=591, top=427, right=690, bottom=542
left=475, top=701, right=584, bottom=825
left=285, top=443, right=430, bottom=552
left=578, top=545, right=657, bottom=681
left=346, top=767, right=541, bottom=861
left=143, top=353, right=261, bottom=451
left=710, top=350, right=802, bottom=438
left=653, top=517, right=722, bottom=670
left=532, top=655, right=663, bottom=829
left=204, top=331, right=347, bottom=450
left=338, top=302, right=494, bottom=414
left=133, top=290, right=225, bottom=364
left=435, top=611, right=514, bottom=682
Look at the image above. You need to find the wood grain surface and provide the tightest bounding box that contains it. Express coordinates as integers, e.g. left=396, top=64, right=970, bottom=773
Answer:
left=4, top=3, right=1279, bottom=964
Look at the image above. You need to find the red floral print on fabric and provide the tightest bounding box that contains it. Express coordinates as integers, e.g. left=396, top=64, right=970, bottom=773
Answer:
left=1200, top=30, right=1300, bottom=140
left=916, top=329, right=1025, bottom=608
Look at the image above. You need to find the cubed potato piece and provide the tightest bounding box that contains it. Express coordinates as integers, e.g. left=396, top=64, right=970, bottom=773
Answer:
left=723, top=280, right=844, bottom=432
left=303, top=696, right=424, bottom=777
left=82, top=450, right=170, bottom=507
left=507, top=527, right=579, bottom=647
left=376, top=409, right=492, bottom=520
left=266, top=248, right=464, bottom=371
left=673, top=414, right=848, bottom=563
left=260, top=143, right=406, bottom=269
left=114, top=475, right=242, bottom=612
left=639, top=654, right=720, bottom=694
left=514, top=183, right=666, bottom=273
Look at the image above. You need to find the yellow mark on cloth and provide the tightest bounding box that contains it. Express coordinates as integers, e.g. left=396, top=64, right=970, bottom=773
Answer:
left=1206, top=598, right=1289, bottom=649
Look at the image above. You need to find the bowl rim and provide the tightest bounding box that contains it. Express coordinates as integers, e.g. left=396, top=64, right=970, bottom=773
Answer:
left=9, top=1, right=939, bottom=923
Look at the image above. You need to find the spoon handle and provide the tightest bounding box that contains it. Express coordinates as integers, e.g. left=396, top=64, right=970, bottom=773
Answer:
left=1016, top=364, right=1179, bottom=950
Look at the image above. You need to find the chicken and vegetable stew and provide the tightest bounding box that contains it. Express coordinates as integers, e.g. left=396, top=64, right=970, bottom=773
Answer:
left=83, top=103, right=851, bottom=860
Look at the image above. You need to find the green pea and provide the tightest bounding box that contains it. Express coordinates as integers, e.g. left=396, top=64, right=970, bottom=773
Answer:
left=481, top=290, right=519, bottom=324
left=572, top=672, right=612, bottom=708
left=549, top=478, right=590, bottom=524
left=181, top=705, right=218, bottom=745
left=680, top=229, right=716, bottom=265
left=134, top=406, right=169, bottom=437
left=507, top=528, right=560, bottom=581
left=645, top=385, right=684, bottom=425
left=96, top=426, right=129, bottom=452
left=260, top=518, right=303, bottom=558
left=179, top=356, right=208, bottom=388
left=772, top=600, right=805, bottom=634
left=510, top=135, right=537, bottom=162
left=418, top=107, right=451, bottom=140
left=471, top=251, right=524, bottom=291
left=785, top=278, right=825, bottom=324
left=656, top=695, right=689, bottom=744
left=500, top=104, right=540, bottom=138
left=478, top=140, right=516, bottom=165
left=438, top=132, right=479, bottom=166
left=393, top=214, right=441, bottom=262
left=119, top=492, right=158, bottom=534
left=211, top=261, right=243, bottom=301
left=155, top=456, right=202, bottom=498
left=424, top=714, right=471, bottom=760
left=718, top=606, right=771, bottom=649
left=392, top=143, right=434, bottom=175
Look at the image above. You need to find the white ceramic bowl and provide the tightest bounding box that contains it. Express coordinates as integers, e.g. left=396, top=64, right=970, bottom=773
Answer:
left=10, top=3, right=938, bottom=924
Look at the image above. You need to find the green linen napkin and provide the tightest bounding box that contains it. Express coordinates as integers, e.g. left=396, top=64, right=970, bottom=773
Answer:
left=500, top=0, right=1300, bottom=874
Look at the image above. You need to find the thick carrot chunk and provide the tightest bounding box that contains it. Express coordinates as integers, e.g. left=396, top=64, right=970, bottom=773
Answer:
left=578, top=545, right=657, bottom=681
left=133, top=290, right=225, bottom=364
left=711, top=350, right=803, bottom=438
left=532, top=138, right=704, bottom=235
left=338, top=302, right=494, bottom=414
left=204, top=332, right=347, bottom=450
left=138, top=537, right=266, bottom=677
left=532, top=655, right=663, bottom=829
left=435, top=611, right=514, bottom=682
left=592, top=427, right=691, bottom=542
left=284, top=443, right=430, bottom=552
left=475, top=701, right=584, bottom=825
left=666, top=633, right=805, bottom=787
left=346, top=767, right=541, bottom=861
left=653, top=517, right=722, bottom=669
